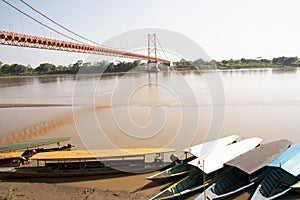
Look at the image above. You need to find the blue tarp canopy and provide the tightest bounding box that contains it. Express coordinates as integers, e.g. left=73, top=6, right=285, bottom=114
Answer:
left=268, top=143, right=300, bottom=176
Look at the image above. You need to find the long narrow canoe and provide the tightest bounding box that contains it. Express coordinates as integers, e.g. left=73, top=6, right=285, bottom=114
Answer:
left=196, top=139, right=292, bottom=200
left=150, top=137, right=262, bottom=200
left=188, top=137, right=262, bottom=174
left=0, top=148, right=175, bottom=178
left=0, top=137, right=72, bottom=167
left=147, top=135, right=239, bottom=182
left=251, top=143, right=300, bottom=200
left=0, top=137, right=70, bottom=152
left=182, top=135, right=239, bottom=157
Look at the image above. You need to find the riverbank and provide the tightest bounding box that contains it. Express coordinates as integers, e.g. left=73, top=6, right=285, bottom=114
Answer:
left=1, top=174, right=299, bottom=200
left=0, top=182, right=150, bottom=200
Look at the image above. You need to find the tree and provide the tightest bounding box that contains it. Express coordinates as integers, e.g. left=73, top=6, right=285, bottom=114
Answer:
left=0, top=64, right=29, bottom=75
left=221, top=60, right=228, bottom=65
left=35, top=63, right=56, bottom=74
left=272, top=57, right=298, bottom=66
left=133, top=60, right=141, bottom=67
left=9, top=64, right=29, bottom=75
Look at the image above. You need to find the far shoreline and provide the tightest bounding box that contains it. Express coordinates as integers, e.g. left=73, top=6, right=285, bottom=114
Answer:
left=0, top=66, right=298, bottom=78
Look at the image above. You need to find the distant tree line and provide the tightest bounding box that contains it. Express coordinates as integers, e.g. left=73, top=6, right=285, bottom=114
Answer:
left=217, top=56, right=300, bottom=69
left=174, top=56, right=300, bottom=70
left=1, top=56, right=300, bottom=76
left=0, top=60, right=144, bottom=76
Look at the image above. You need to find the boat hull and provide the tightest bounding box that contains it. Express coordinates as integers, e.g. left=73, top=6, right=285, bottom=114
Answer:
left=251, top=168, right=298, bottom=200
left=196, top=168, right=270, bottom=200
left=0, top=164, right=169, bottom=179
left=150, top=168, right=225, bottom=200
left=146, top=156, right=195, bottom=183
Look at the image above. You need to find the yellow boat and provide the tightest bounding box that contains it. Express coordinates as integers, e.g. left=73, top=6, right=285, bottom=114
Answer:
left=0, top=137, right=73, bottom=167
left=0, top=148, right=174, bottom=178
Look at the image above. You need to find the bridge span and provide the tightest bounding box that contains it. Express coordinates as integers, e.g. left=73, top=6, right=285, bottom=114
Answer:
left=0, top=30, right=170, bottom=64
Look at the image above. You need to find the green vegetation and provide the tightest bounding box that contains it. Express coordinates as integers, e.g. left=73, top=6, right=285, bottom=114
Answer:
left=0, top=56, right=299, bottom=76
left=217, top=57, right=300, bottom=69
left=0, top=60, right=147, bottom=76
left=173, top=58, right=216, bottom=70
left=174, top=57, right=300, bottom=70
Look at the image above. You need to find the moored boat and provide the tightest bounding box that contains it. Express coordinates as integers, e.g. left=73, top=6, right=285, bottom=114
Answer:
left=0, top=148, right=174, bottom=178
left=195, top=139, right=292, bottom=200
left=149, top=137, right=262, bottom=200
left=146, top=135, right=239, bottom=182
left=0, top=137, right=74, bottom=167
left=251, top=143, right=300, bottom=200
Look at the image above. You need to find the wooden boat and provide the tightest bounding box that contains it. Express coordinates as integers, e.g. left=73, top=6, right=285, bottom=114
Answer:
left=195, top=139, right=292, bottom=200
left=0, top=148, right=174, bottom=178
left=251, top=143, right=300, bottom=200
left=146, top=155, right=196, bottom=183
left=149, top=137, right=262, bottom=200
left=0, top=137, right=73, bottom=167
left=146, top=135, right=239, bottom=182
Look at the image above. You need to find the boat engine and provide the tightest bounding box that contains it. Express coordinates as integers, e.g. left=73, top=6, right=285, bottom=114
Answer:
left=170, top=154, right=181, bottom=164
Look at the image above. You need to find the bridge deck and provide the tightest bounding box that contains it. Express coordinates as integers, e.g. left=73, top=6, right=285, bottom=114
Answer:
left=0, top=30, right=169, bottom=63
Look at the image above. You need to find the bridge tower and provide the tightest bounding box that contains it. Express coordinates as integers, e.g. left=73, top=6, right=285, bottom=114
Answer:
left=148, top=33, right=157, bottom=61
left=147, top=33, right=159, bottom=72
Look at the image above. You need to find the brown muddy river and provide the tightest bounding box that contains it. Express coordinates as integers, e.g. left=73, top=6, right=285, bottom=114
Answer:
left=1, top=68, right=300, bottom=199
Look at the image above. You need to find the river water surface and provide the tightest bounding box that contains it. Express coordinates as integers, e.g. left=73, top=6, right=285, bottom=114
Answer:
left=1, top=69, right=300, bottom=147
left=1, top=69, right=300, bottom=199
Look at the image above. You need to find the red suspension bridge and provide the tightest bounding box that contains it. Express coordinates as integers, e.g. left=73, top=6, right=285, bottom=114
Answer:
left=0, top=30, right=170, bottom=64
left=0, top=0, right=170, bottom=65
left=0, top=0, right=171, bottom=64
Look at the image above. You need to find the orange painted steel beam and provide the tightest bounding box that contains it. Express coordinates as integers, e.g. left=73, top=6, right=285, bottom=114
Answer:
left=0, top=30, right=170, bottom=63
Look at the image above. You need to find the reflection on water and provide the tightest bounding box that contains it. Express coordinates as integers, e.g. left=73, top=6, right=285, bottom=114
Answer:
left=1, top=69, right=300, bottom=149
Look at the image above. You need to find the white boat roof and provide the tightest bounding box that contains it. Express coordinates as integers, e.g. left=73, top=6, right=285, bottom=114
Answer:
left=188, top=137, right=262, bottom=174
left=182, top=135, right=239, bottom=158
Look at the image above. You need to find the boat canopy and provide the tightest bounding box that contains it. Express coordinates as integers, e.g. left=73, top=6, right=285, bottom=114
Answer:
left=182, top=135, right=239, bottom=157
left=268, top=143, right=300, bottom=176
left=31, top=148, right=175, bottom=161
left=0, top=137, right=70, bottom=152
left=225, top=139, right=291, bottom=174
left=0, top=152, right=23, bottom=159
left=188, top=137, right=262, bottom=174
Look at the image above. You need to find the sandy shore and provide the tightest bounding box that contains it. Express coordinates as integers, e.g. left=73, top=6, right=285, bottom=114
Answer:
left=0, top=182, right=150, bottom=200
left=0, top=171, right=175, bottom=200
left=1, top=177, right=300, bottom=200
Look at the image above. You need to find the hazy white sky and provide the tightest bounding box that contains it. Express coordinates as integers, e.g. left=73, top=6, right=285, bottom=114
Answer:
left=1, top=0, right=300, bottom=67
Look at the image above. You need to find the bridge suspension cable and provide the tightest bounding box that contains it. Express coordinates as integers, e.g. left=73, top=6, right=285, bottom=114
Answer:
left=156, top=36, right=169, bottom=61
left=1, top=0, right=85, bottom=44
left=18, top=0, right=108, bottom=47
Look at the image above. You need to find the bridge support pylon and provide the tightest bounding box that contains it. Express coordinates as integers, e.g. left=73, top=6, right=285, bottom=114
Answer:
left=147, top=33, right=160, bottom=72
